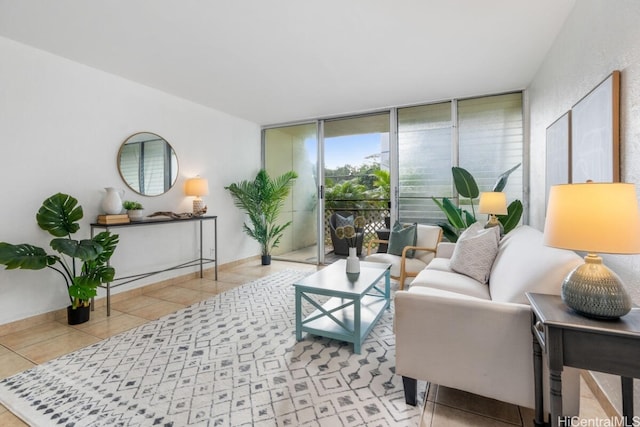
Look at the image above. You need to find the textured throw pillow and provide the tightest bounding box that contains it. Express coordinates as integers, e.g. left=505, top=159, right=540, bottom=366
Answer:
left=449, top=222, right=500, bottom=284
left=387, top=221, right=417, bottom=258
left=335, top=213, right=354, bottom=228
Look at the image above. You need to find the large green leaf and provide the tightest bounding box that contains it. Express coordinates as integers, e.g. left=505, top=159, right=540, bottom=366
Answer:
left=0, top=243, right=57, bottom=270
left=432, top=197, right=466, bottom=229
left=91, top=231, right=119, bottom=265
left=463, top=210, right=477, bottom=228
left=492, top=163, right=521, bottom=192
left=452, top=167, right=479, bottom=199
left=437, top=222, right=460, bottom=243
left=36, top=193, right=83, bottom=237
left=50, top=238, right=103, bottom=261
left=498, top=200, right=523, bottom=234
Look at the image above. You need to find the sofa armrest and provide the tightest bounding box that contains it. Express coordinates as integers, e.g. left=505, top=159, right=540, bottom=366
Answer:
left=393, top=287, right=579, bottom=413
left=435, top=242, right=456, bottom=259
left=394, top=288, right=537, bottom=408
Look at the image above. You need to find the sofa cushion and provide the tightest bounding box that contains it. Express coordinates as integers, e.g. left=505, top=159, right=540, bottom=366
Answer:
left=388, top=221, right=417, bottom=258
left=335, top=213, right=354, bottom=228
left=411, top=268, right=491, bottom=300
left=449, top=223, right=500, bottom=284
left=489, top=225, right=583, bottom=304
left=425, top=257, right=454, bottom=273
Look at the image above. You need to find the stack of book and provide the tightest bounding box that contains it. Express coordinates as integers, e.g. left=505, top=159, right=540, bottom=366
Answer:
left=96, top=214, right=130, bottom=225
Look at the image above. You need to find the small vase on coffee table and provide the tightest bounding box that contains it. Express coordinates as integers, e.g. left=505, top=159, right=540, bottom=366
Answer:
left=346, top=247, right=360, bottom=274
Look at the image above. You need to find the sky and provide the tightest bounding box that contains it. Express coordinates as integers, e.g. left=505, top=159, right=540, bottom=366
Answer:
left=322, top=133, right=386, bottom=169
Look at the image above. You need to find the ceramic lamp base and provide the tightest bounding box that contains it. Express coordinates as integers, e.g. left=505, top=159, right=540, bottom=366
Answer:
left=561, top=254, right=631, bottom=319
left=193, top=199, right=205, bottom=215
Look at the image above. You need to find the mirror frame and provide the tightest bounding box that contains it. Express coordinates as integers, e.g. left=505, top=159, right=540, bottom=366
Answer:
left=117, top=132, right=179, bottom=197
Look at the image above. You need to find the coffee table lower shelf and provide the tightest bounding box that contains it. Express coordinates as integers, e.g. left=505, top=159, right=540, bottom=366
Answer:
left=298, top=295, right=388, bottom=353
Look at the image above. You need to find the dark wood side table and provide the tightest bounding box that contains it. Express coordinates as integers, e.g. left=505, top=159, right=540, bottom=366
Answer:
left=527, top=292, right=640, bottom=427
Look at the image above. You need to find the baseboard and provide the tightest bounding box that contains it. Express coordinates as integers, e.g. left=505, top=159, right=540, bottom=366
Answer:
left=0, top=257, right=255, bottom=336
left=581, top=370, right=619, bottom=418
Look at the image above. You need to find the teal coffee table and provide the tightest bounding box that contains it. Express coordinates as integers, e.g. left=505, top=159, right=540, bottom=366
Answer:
left=293, top=260, right=391, bottom=354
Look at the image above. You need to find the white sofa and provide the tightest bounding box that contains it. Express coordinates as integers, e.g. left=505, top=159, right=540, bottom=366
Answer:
left=394, top=225, right=583, bottom=414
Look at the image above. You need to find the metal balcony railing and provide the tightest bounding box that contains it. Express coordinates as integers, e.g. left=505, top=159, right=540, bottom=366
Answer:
left=324, top=199, right=390, bottom=251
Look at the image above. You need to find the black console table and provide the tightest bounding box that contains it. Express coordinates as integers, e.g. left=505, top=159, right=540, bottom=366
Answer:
left=91, top=215, right=217, bottom=316
left=527, top=292, right=640, bottom=427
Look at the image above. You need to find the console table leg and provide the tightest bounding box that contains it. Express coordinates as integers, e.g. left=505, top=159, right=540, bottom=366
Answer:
left=106, top=282, right=111, bottom=317
left=199, top=219, right=204, bottom=278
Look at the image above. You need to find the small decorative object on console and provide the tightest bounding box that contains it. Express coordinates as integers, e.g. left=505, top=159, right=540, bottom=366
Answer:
left=97, top=214, right=130, bottom=225
left=184, top=177, right=209, bottom=216
left=102, top=187, right=125, bottom=215
left=122, top=200, right=144, bottom=221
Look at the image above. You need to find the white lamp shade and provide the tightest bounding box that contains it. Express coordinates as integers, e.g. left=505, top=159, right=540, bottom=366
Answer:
left=478, top=192, right=508, bottom=215
left=184, top=177, right=209, bottom=197
left=544, top=182, right=640, bottom=254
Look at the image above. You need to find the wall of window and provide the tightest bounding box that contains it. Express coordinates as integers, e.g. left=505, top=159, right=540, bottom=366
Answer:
left=397, top=92, right=523, bottom=224
left=263, top=91, right=525, bottom=255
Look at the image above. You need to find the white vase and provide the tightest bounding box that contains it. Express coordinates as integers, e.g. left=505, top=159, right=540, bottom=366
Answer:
left=102, top=187, right=124, bottom=215
left=346, top=247, right=360, bottom=274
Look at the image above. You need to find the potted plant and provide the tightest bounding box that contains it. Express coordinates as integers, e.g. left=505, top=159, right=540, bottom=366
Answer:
left=0, top=193, right=119, bottom=324
left=225, top=169, right=297, bottom=265
left=432, top=164, right=523, bottom=242
left=123, top=200, right=144, bottom=221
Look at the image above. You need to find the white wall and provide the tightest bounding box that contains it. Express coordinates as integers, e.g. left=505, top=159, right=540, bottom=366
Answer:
left=528, top=0, right=640, bottom=411
left=0, top=37, right=262, bottom=324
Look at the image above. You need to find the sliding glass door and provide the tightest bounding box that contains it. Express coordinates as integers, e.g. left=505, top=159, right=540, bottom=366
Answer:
left=263, top=113, right=390, bottom=264
left=263, top=123, right=319, bottom=263
left=323, top=113, right=390, bottom=259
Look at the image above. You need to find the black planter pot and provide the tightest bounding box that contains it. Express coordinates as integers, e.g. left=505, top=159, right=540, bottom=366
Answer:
left=67, top=304, right=91, bottom=325
left=261, top=255, right=272, bottom=265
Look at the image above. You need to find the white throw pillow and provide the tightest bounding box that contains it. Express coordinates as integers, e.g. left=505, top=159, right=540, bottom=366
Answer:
left=449, top=222, right=500, bottom=284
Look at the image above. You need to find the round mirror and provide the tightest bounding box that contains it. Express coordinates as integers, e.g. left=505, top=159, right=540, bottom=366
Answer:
left=117, top=132, right=179, bottom=196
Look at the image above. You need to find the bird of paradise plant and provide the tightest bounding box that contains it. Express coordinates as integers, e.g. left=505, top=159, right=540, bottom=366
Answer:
left=432, top=164, right=523, bottom=242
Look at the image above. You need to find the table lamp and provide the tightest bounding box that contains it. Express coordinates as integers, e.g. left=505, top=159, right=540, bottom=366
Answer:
left=479, top=192, right=508, bottom=234
left=543, top=182, right=640, bottom=319
left=185, top=177, right=209, bottom=215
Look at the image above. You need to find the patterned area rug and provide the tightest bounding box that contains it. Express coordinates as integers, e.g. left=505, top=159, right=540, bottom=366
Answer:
left=0, top=270, right=425, bottom=426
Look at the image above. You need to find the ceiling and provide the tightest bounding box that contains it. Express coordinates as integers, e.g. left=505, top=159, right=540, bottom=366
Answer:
left=0, top=0, right=576, bottom=126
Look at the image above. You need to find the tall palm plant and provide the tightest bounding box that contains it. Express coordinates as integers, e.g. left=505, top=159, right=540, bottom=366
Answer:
left=225, top=169, right=297, bottom=264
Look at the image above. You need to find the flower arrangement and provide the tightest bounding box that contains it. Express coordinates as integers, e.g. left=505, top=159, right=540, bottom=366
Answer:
left=335, top=216, right=365, bottom=247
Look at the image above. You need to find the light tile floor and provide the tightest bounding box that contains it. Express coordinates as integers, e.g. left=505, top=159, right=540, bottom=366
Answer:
left=0, top=260, right=611, bottom=426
